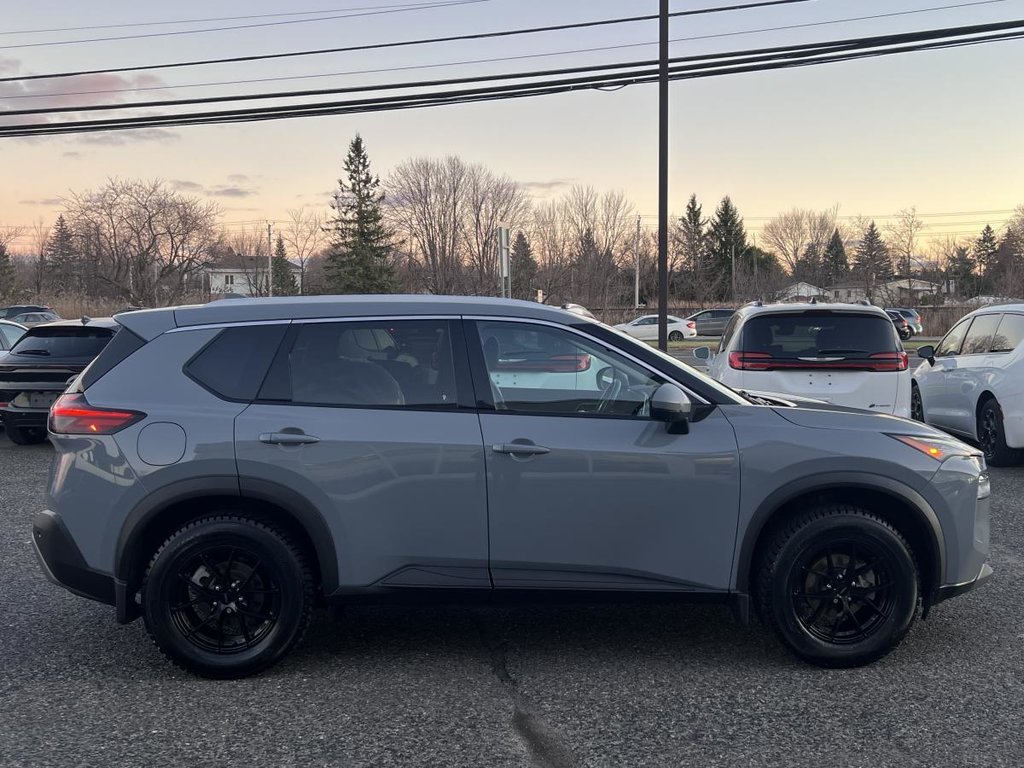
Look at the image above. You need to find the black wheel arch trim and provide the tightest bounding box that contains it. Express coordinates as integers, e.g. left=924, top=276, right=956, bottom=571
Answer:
left=114, top=475, right=339, bottom=596
left=735, top=472, right=945, bottom=602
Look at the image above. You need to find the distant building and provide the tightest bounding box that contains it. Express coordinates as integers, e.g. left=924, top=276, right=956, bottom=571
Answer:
left=776, top=281, right=829, bottom=302
left=828, top=278, right=940, bottom=306
left=829, top=283, right=868, bottom=303
left=205, top=256, right=302, bottom=297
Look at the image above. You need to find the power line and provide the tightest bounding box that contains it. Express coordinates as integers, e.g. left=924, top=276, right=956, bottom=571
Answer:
left=0, top=0, right=497, bottom=51
left=2, top=0, right=1006, bottom=103
left=0, top=0, right=814, bottom=83
left=2, top=21, right=1020, bottom=137
left=4, top=19, right=1021, bottom=119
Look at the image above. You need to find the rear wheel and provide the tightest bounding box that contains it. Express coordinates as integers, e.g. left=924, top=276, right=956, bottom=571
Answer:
left=5, top=424, right=48, bottom=445
left=910, top=383, right=925, bottom=422
left=668, top=331, right=684, bottom=342
left=142, top=515, right=315, bottom=679
left=978, top=398, right=1021, bottom=467
left=755, top=505, right=919, bottom=668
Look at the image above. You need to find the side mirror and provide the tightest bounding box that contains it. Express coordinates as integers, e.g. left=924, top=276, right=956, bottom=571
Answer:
left=917, top=345, right=935, bottom=365
left=692, top=346, right=712, bottom=361
left=651, top=383, right=692, bottom=433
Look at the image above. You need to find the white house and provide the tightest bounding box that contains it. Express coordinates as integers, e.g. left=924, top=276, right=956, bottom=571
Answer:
left=206, top=257, right=302, bottom=297
left=776, top=281, right=829, bottom=302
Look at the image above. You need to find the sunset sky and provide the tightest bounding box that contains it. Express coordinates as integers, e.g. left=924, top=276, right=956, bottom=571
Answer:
left=1, top=0, right=1022, bottom=249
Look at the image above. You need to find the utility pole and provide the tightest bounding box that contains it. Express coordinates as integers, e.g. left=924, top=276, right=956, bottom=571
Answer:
left=657, top=0, right=669, bottom=351
left=731, top=242, right=736, bottom=302
left=267, top=222, right=273, bottom=297
left=634, top=215, right=642, bottom=309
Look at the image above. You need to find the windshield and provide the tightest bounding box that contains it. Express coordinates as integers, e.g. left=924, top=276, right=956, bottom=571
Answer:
left=602, top=323, right=747, bottom=404
left=11, top=326, right=115, bottom=358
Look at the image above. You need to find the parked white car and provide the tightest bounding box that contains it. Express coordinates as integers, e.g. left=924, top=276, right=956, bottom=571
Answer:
left=697, top=302, right=912, bottom=417
left=912, top=304, right=1024, bottom=466
left=614, top=314, right=697, bottom=341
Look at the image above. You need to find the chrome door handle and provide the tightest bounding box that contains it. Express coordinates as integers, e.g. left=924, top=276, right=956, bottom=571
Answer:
left=492, top=443, right=551, bottom=456
left=259, top=432, right=320, bottom=446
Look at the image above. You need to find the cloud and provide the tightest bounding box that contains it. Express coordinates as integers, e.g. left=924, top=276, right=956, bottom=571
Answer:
left=62, top=151, right=82, bottom=159
left=227, top=174, right=250, bottom=182
left=520, top=178, right=574, bottom=192
left=169, top=179, right=204, bottom=191
left=76, top=128, right=180, bottom=146
left=19, top=198, right=63, bottom=206
left=209, top=186, right=256, bottom=198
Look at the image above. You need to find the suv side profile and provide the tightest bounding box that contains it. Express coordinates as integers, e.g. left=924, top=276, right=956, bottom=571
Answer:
left=700, top=302, right=912, bottom=417
left=34, top=297, right=990, bottom=678
left=912, top=304, right=1024, bottom=466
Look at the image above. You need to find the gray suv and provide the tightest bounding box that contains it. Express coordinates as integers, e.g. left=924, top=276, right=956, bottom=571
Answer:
left=33, top=296, right=991, bottom=678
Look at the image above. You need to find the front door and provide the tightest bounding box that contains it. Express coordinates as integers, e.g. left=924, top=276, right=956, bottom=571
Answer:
left=234, top=318, right=490, bottom=592
left=469, top=319, right=741, bottom=593
left=914, top=316, right=971, bottom=430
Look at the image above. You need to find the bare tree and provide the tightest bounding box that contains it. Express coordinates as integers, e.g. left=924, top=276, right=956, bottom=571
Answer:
left=0, top=225, right=24, bottom=251
left=459, top=163, right=530, bottom=295
left=224, top=225, right=272, bottom=296
left=282, top=207, right=327, bottom=294
left=886, top=207, right=925, bottom=283
left=29, top=219, right=50, bottom=296
left=761, top=206, right=838, bottom=280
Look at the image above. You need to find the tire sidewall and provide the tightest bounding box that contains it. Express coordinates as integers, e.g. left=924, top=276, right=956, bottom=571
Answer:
left=143, top=519, right=308, bottom=678
left=767, top=515, right=918, bottom=666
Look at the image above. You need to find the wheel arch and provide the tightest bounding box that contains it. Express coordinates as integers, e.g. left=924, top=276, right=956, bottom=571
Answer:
left=115, top=477, right=338, bottom=600
left=737, top=473, right=945, bottom=608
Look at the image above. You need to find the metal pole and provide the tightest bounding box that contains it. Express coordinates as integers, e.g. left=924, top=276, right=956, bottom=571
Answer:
left=657, top=0, right=669, bottom=351
left=634, top=215, right=641, bottom=309
left=267, top=222, right=273, bottom=297
left=731, top=242, right=736, bottom=302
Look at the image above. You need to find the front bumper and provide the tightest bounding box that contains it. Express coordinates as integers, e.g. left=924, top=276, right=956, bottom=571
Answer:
left=934, top=562, right=993, bottom=606
left=32, top=509, right=116, bottom=606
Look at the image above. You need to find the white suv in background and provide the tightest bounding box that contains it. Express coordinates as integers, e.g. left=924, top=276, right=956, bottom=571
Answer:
left=912, top=304, right=1024, bottom=466
left=697, top=302, right=911, bottom=416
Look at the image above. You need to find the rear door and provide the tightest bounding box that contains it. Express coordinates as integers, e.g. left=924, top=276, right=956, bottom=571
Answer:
left=234, top=317, right=491, bottom=592
left=730, top=311, right=906, bottom=413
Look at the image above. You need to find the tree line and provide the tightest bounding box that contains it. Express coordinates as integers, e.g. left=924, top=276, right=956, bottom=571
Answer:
left=1, top=135, right=1022, bottom=310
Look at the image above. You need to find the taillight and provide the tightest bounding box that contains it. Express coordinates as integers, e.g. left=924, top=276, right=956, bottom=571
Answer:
left=729, top=351, right=773, bottom=370
left=687, top=321, right=696, bottom=329
left=49, top=393, right=145, bottom=435
left=867, top=351, right=908, bottom=372
left=548, top=353, right=592, bottom=372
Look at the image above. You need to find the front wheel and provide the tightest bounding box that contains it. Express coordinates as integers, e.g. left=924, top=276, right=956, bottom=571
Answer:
left=978, top=399, right=1022, bottom=467
left=910, top=384, right=924, bottom=422
left=5, top=424, right=48, bottom=445
left=755, top=505, right=919, bottom=668
left=142, top=515, right=315, bottom=679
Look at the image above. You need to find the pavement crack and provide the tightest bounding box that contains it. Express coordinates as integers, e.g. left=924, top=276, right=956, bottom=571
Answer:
left=477, top=613, right=578, bottom=768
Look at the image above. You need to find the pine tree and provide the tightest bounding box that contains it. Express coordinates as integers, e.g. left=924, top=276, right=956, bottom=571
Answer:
left=509, top=230, right=538, bottom=301
left=0, top=242, right=15, bottom=301
left=678, top=194, right=708, bottom=297
left=823, top=228, right=849, bottom=284
left=707, top=196, right=748, bottom=299
left=44, top=214, right=77, bottom=293
left=973, top=225, right=1000, bottom=279
left=946, top=244, right=977, bottom=298
left=272, top=234, right=298, bottom=295
left=854, top=221, right=891, bottom=298
left=324, top=134, right=397, bottom=294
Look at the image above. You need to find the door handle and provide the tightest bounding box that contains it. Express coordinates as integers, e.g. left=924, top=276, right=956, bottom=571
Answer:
left=492, top=443, right=551, bottom=456
left=259, top=432, right=320, bottom=446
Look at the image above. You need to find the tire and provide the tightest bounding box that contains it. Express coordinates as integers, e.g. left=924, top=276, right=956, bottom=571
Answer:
left=978, top=398, right=1022, bottom=467
left=668, top=331, right=684, bottom=342
left=910, top=383, right=925, bottom=422
left=754, top=505, right=919, bottom=668
left=6, top=424, right=48, bottom=445
left=142, top=515, right=315, bottom=679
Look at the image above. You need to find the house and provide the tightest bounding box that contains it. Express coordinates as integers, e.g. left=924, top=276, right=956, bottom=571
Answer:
left=205, top=256, right=302, bottom=297
left=776, top=281, right=829, bottom=302
left=828, top=278, right=941, bottom=306
left=829, top=283, right=869, bottom=303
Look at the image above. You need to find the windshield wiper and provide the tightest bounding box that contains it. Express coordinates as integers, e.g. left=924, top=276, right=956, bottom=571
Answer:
left=14, top=349, right=50, bottom=356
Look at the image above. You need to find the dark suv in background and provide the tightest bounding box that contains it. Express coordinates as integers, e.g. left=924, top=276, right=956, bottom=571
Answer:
left=34, top=297, right=990, bottom=678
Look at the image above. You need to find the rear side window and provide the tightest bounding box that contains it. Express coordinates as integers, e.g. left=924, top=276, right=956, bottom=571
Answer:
left=961, top=314, right=1001, bottom=355
left=81, top=328, right=146, bottom=389
left=186, top=325, right=288, bottom=401
left=991, top=314, right=1024, bottom=353
left=12, top=326, right=114, bottom=357
left=740, top=312, right=898, bottom=358
left=262, top=320, right=459, bottom=409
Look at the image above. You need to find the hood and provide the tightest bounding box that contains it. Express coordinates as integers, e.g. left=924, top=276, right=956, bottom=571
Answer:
left=773, top=403, right=961, bottom=442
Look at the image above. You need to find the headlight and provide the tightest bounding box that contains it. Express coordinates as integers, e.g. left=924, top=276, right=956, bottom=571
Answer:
left=977, top=473, right=991, bottom=500
left=888, top=434, right=980, bottom=461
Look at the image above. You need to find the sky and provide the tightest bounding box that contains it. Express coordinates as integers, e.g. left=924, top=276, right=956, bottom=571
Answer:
left=0, top=0, right=1022, bottom=250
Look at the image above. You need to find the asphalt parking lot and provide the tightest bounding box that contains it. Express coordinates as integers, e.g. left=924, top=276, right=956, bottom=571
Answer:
left=1, top=435, right=1022, bottom=768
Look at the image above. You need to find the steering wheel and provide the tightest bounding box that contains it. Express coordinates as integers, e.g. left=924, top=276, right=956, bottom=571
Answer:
left=596, top=366, right=627, bottom=413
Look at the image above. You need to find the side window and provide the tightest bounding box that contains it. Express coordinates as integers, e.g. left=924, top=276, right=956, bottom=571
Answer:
left=475, top=321, right=666, bottom=417
left=265, top=320, right=458, bottom=408
left=719, top=316, right=739, bottom=352
left=960, top=314, right=1001, bottom=355
left=991, top=314, right=1024, bottom=353
left=935, top=318, right=972, bottom=357
left=186, top=325, right=289, bottom=401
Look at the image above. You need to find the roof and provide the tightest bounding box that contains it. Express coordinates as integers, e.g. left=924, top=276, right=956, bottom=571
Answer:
left=37, top=317, right=119, bottom=330
left=734, top=301, right=889, bottom=319
left=115, top=295, right=586, bottom=340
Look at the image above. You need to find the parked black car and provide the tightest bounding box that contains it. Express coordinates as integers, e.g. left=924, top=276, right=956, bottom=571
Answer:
left=886, top=310, right=913, bottom=341
left=0, top=318, right=118, bottom=444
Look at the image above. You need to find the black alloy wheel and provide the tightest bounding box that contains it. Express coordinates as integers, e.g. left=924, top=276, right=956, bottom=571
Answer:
left=5, top=425, right=48, bottom=445
left=143, top=516, right=314, bottom=678
left=910, top=384, right=924, bottom=422
left=978, top=399, right=1022, bottom=467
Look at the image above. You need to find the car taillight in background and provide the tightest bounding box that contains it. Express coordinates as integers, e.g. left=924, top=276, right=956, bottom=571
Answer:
left=687, top=321, right=696, bottom=330
left=729, top=350, right=908, bottom=372
left=729, top=351, right=773, bottom=370
left=49, top=393, right=145, bottom=435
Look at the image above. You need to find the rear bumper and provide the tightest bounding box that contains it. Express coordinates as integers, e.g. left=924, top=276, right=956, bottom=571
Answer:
left=934, top=562, right=993, bottom=606
left=32, top=509, right=116, bottom=607
left=1, top=407, right=48, bottom=430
